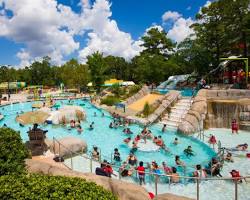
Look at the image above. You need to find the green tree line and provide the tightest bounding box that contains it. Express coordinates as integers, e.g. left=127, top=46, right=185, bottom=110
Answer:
left=1, top=0, right=249, bottom=89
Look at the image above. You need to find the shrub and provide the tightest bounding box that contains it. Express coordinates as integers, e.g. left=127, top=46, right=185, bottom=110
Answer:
left=101, top=96, right=120, bottom=106
left=128, top=84, right=142, bottom=96
left=0, top=128, right=29, bottom=176
left=110, top=84, right=126, bottom=97
left=0, top=174, right=117, bottom=200
left=142, top=102, right=151, bottom=117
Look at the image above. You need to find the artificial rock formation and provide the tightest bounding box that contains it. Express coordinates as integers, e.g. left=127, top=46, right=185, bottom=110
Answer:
left=51, top=137, right=87, bottom=157
left=178, top=90, right=207, bottom=135
left=26, top=159, right=194, bottom=200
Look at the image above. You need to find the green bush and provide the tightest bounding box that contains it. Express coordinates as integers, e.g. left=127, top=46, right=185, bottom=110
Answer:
left=101, top=96, right=120, bottom=106
left=0, top=174, right=117, bottom=200
left=0, top=128, right=29, bottom=176
left=128, top=84, right=142, bottom=96
left=110, top=83, right=125, bottom=97
left=142, top=102, right=151, bottom=117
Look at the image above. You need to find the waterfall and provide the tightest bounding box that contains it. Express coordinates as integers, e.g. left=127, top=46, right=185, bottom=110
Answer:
left=206, top=101, right=239, bottom=128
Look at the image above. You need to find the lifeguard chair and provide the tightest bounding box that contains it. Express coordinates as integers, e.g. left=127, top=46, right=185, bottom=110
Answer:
left=27, top=126, right=47, bottom=153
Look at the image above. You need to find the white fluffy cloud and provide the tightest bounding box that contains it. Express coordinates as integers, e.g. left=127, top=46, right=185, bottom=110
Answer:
left=0, top=0, right=80, bottom=66
left=161, top=10, right=195, bottom=43
left=0, top=0, right=142, bottom=66
left=162, top=11, right=181, bottom=22
left=167, top=17, right=195, bottom=43
left=78, top=0, right=142, bottom=63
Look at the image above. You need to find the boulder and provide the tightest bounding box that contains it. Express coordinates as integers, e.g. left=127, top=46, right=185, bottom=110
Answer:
left=196, top=89, right=207, bottom=97
left=187, top=110, right=202, bottom=122
left=207, top=90, right=218, bottom=98
left=191, top=101, right=207, bottom=115
left=25, top=159, right=150, bottom=200
left=178, top=121, right=195, bottom=135
left=193, top=96, right=206, bottom=103
left=184, top=114, right=199, bottom=128
left=51, top=137, right=87, bottom=157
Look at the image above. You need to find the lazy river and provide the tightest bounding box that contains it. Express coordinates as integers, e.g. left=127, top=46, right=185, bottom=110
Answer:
left=0, top=99, right=216, bottom=176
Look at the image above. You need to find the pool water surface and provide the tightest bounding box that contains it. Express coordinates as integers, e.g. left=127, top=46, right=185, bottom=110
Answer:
left=0, top=99, right=215, bottom=175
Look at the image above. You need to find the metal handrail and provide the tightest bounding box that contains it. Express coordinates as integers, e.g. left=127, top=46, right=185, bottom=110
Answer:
left=53, top=136, right=248, bottom=200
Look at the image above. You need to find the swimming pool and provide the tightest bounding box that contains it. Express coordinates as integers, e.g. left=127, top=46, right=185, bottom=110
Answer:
left=0, top=99, right=215, bottom=176
left=157, top=88, right=197, bottom=97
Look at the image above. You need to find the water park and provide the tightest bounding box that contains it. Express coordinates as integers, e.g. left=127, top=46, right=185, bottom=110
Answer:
left=0, top=0, right=250, bottom=199
left=0, top=55, right=250, bottom=200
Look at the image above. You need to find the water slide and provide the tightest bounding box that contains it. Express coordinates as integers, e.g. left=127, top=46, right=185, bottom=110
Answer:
left=157, top=74, right=191, bottom=90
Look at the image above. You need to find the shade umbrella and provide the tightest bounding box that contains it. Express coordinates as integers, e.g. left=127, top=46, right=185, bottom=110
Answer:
left=16, top=111, right=50, bottom=125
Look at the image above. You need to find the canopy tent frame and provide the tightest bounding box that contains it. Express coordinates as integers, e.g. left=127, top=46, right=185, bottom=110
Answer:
left=220, top=57, right=249, bottom=84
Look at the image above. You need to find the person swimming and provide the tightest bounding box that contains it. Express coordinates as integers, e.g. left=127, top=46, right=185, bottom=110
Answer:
left=19, top=123, right=24, bottom=127
left=109, top=122, right=114, bottom=128
left=236, top=143, right=248, bottom=151
left=113, top=148, right=121, bottom=162
left=89, top=122, right=94, bottom=130
left=175, top=155, right=185, bottom=166
left=184, top=146, right=194, bottom=157
left=173, top=137, right=179, bottom=145
left=77, top=125, right=83, bottom=133
left=124, top=137, right=131, bottom=144
left=162, top=124, right=167, bottom=132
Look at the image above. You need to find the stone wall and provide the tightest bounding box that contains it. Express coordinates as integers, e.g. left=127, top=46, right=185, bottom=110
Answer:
left=124, top=85, right=150, bottom=106
left=178, top=90, right=207, bottom=135
left=26, top=159, right=192, bottom=200
left=146, top=91, right=180, bottom=125
left=178, top=89, right=250, bottom=134
left=128, top=91, right=180, bottom=126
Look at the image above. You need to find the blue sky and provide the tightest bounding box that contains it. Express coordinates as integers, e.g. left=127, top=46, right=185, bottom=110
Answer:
left=0, top=0, right=209, bottom=67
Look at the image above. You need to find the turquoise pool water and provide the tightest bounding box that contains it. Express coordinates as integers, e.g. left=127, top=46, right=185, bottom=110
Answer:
left=0, top=99, right=215, bottom=175
left=157, top=88, right=197, bottom=97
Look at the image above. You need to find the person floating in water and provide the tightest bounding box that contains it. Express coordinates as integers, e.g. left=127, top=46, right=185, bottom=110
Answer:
left=113, top=148, right=121, bottom=162
left=184, top=146, right=195, bottom=157
left=77, top=125, right=83, bottom=134
left=130, top=142, right=138, bottom=154
left=94, top=112, right=97, bottom=117
left=175, top=155, right=185, bottom=167
left=173, top=137, right=179, bottom=145
left=162, top=124, right=167, bottom=133
left=19, top=123, right=24, bottom=127
left=89, top=122, right=94, bottom=130
left=124, top=137, right=131, bottom=144
left=109, top=122, right=114, bottom=128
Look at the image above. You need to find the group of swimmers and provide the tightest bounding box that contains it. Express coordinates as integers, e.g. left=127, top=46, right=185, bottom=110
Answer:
left=69, top=120, right=83, bottom=133
left=109, top=113, right=130, bottom=129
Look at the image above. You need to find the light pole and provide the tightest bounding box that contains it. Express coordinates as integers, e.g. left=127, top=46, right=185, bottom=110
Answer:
left=1, top=64, right=11, bottom=101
